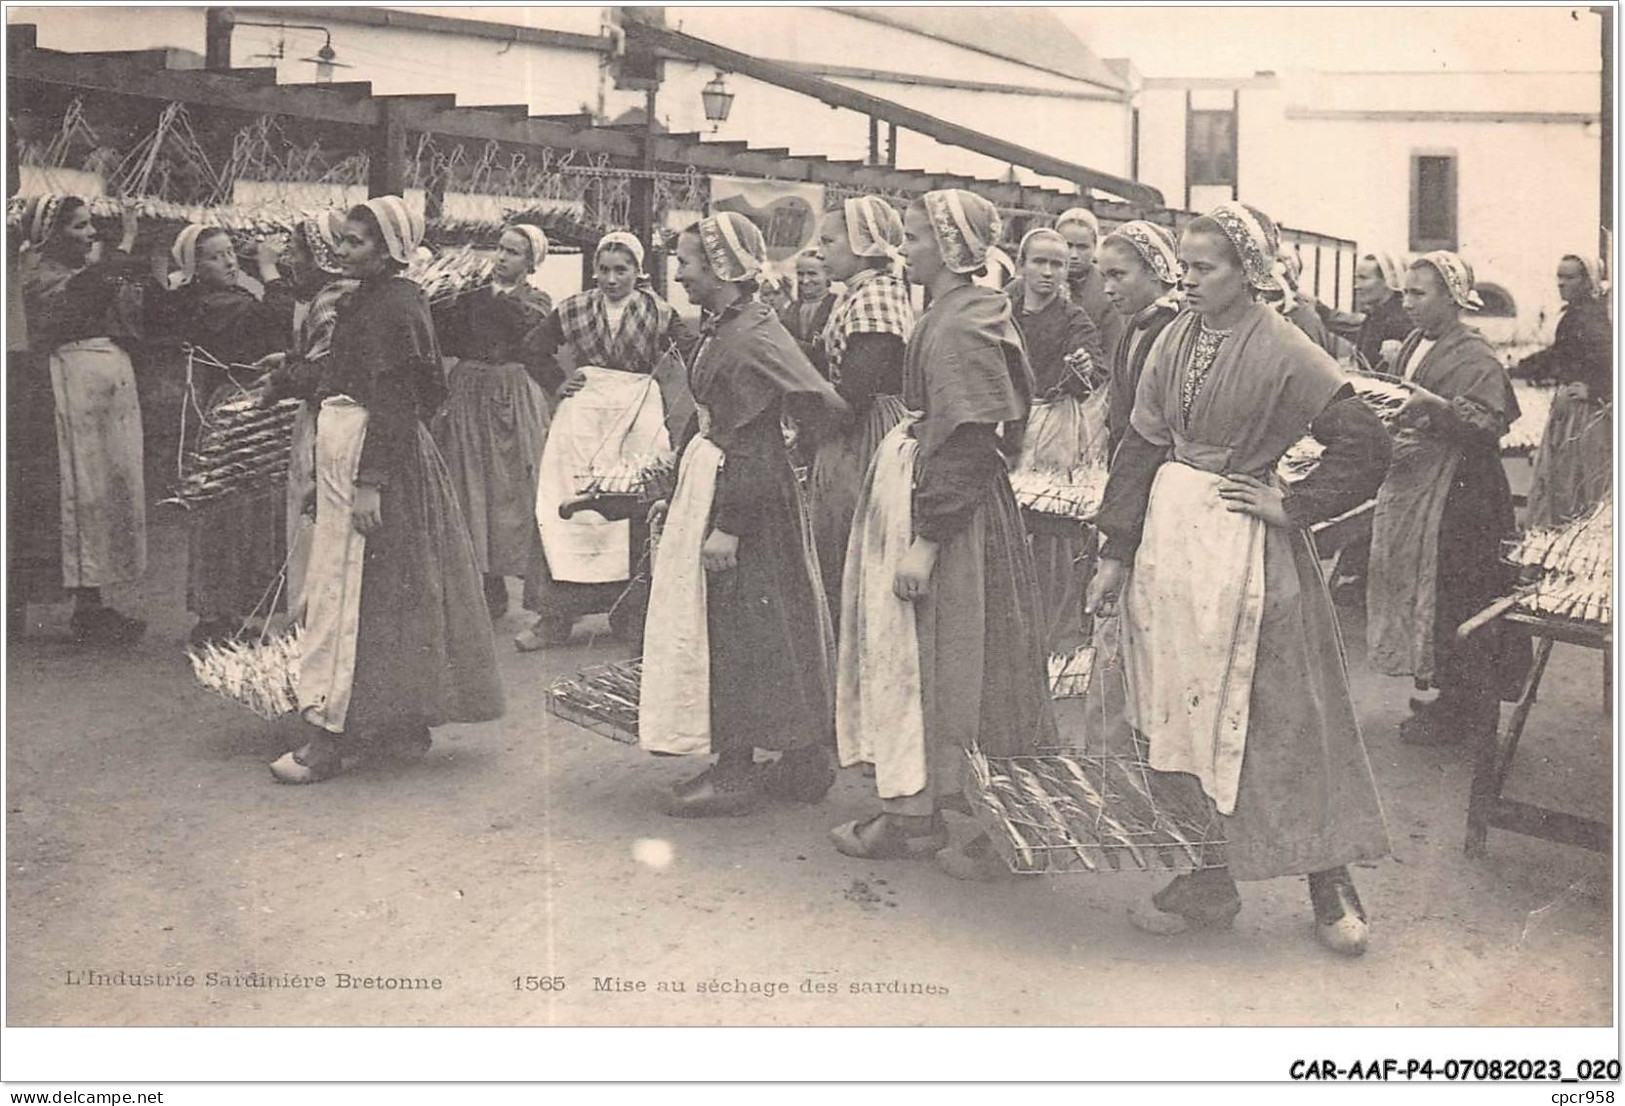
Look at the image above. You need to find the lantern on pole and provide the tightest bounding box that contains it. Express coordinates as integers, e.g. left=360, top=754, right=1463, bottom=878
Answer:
left=701, top=71, right=734, bottom=132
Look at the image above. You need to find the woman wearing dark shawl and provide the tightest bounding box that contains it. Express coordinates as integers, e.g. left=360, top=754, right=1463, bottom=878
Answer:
left=155, top=223, right=299, bottom=644
left=832, top=188, right=1058, bottom=876
left=13, top=196, right=149, bottom=644
left=1009, top=226, right=1108, bottom=656
left=1088, top=201, right=1391, bottom=956
left=1515, top=254, right=1612, bottom=527
left=432, top=222, right=554, bottom=621
left=270, top=196, right=503, bottom=783
left=520, top=231, right=690, bottom=650
left=807, top=196, right=916, bottom=623
left=637, top=212, right=846, bottom=817
left=1367, top=252, right=1530, bottom=748
left=1095, top=219, right=1182, bottom=459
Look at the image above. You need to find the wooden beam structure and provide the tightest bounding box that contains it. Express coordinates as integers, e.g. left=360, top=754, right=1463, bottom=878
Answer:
left=8, top=26, right=1147, bottom=221
left=622, top=18, right=1163, bottom=207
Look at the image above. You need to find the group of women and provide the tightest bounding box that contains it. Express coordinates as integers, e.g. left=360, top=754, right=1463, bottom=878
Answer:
left=8, top=184, right=1608, bottom=958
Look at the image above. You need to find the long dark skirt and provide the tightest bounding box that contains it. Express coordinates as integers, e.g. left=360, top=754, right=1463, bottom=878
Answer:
left=433, top=358, right=551, bottom=578
left=1434, top=442, right=1531, bottom=702
left=344, top=421, right=505, bottom=735
left=916, top=472, right=1059, bottom=801
left=707, top=424, right=835, bottom=757
left=1526, top=391, right=1611, bottom=528
left=8, top=348, right=63, bottom=604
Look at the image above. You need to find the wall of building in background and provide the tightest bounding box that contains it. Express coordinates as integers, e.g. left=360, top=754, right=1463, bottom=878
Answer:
left=1138, top=69, right=1603, bottom=335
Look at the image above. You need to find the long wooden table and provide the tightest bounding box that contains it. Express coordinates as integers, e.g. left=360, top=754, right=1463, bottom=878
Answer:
left=1456, top=601, right=1612, bottom=857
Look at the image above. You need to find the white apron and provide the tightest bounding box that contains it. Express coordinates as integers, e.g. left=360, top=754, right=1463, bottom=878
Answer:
left=296, top=398, right=369, bottom=733
left=51, top=337, right=146, bottom=588
left=637, top=433, right=724, bottom=756
left=1122, top=461, right=1267, bottom=815
left=834, top=419, right=928, bottom=799
left=535, top=367, right=669, bottom=584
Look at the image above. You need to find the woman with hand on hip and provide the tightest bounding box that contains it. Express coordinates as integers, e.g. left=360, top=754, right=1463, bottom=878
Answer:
left=1086, top=201, right=1391, bottom=955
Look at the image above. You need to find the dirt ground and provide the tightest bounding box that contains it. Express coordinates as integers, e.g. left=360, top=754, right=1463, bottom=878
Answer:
left=6, top=498, right=1613, bottom=1030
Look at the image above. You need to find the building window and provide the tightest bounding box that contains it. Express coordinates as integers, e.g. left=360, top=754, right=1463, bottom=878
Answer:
left=1410, top=151, right=1458, bottom=252
left=1188, top=109, right=1237, bottom=188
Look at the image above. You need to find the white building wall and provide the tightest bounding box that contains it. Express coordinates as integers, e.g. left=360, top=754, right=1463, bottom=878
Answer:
left=1135, top=71, right=1602, bottom=332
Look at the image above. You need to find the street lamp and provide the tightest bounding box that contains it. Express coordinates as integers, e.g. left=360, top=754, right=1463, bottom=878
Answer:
left=300, top=39, right=352, bottom=84
left=701, top=71, right=734, bottom=132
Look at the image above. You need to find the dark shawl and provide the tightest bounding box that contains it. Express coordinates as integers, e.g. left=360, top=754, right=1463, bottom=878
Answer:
left=689, top=298, right=845, bottom=449
left=904, top=282, right=1034, bottom=462
left=1011, top=289, right=1106, bottom=399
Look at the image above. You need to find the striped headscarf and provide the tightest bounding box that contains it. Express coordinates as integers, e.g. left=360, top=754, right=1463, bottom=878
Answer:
left=595, top=230, right=646, bottom=272
left=841, top=195, right=905, bottom=263
left=1413, top=251, right=1484, bottom=311
left=355, top=195, right=424, bottom=266
left=297, top=210, right=346, bottom=276
left=504, top=223, right=550, bottom=271
left=1102, top=219, right=1181, bottom=286
left=1202, top=200, right=1284, bottom=293
left=696, top=212, right=766, bottom=283
left=921, top=188, right=1001, bottom=275
left=21, top=194, right=69, bottom=249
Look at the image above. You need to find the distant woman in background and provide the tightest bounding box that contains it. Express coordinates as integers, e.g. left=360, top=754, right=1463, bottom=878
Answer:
left=1367, top=252, right=1527, bottom=749
left=1352, top=251, right=1412, bottom=373
left=14, top=196, right=149, bottom=644
left=433, top=222, right=554, bottom=622
left=1514, top=254, right=1612, bottom=527
left=779, top=248, right=838, bottom=374
left=1053, top=206, right=1123, bottom=357
left=159, top=223, right=298, bottom=645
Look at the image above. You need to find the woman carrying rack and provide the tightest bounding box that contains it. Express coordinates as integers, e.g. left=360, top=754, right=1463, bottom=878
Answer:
left=156, top=222, right=298, bottom=646
left=832, top=188, right=1057, bottom=876
left=1086, top=201, right=1392, bottom=954
left=521, top=231, right=690, bottom=651
left=1367, top=252, right=1529, bottom=749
